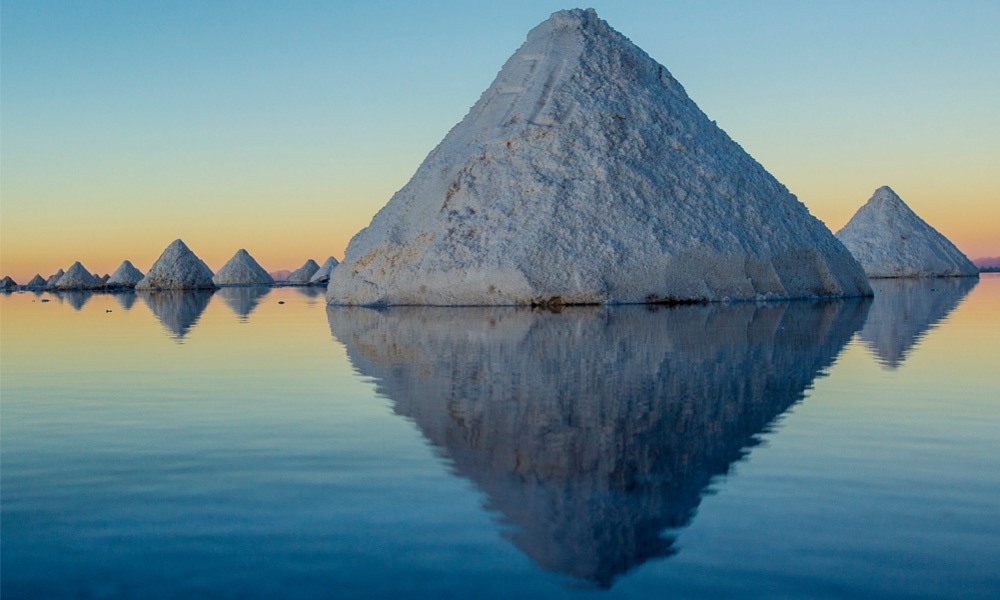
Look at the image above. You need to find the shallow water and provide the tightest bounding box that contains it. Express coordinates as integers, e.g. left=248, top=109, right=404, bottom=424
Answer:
left=2, top=277, right=998, bottom=599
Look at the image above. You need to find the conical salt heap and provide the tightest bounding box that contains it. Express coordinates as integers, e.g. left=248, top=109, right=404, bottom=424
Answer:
left=45, top=269, right=65, bottom=289
left=54, top=261, right=101, bottom=290
left=136, top=239, right=217, bottom=290
left=1, top=276, right=17, bottom=290
left=212, top=249, right=274, bottom=286
left=106, top=260, right=145, bottom=288
left=26, top=274, right=47, bottom=288
left=327, top=9, right=870, bottom=306
left=287, top=259, right=320, bottom=284
left=836, top=186, right=978, bottom=278
left=308, top=256, right=340, bottom=285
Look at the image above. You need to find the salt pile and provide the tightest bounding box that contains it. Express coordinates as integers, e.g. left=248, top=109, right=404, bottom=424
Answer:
left=287, top=259, right=320, bottom=284
left=212, top=249, right=274, bottom=286
left=1, top=276, right=17, bottom=290
left=836, top=186, right=978, bottom=278
left=45, top=269, right=65, bottom=289
left=327, top=8, right=870, bottom=306
left=308, top=256, right=340, bottom=285
left=136, top=239, right=217, bottom=290
left=106, top=260, right=145, bottom=288
left=25, top=274, right=47, bottom=288
left=54, top=261, right=101, bottom=290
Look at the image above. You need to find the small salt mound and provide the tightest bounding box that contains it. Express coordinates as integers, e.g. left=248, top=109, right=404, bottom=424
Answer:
left=26, top=274, right=47, bottom=288
left=287, top=259, right=320, bottom=284
left=136, top=239, right=217, bottom=290
left=327, top=9, right=870, bottom=306
left=1, top=276, right=18, bottom=290
left=836, top=186, right=978, bottom=278
left=54, top=261, right=101, bottom=290
left=212, top=249, right=274, bottom=286
left=106, top=260, right=145, bottom=287
left=45, top=269, right=65, bottom=289
left=308, top=256, right=340, bottom=285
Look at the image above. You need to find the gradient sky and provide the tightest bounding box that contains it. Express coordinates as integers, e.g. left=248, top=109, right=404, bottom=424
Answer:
left=2, top=0, right=998, bottom=281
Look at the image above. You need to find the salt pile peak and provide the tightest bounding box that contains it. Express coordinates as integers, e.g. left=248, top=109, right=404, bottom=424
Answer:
left=287, top=259, right=320, bottom=284
left=327, top=8, right=870, bottom=306
left=212, top=249, right=274, bottom=286
left=1, top=276, right=17, bottom=290
left=836, top=186, right=978, bottom=278
left=106, top=260, right=145, bottom=287
left=136, top=239, right=217, bottom=290
left=26, top=274, right=47, bottom=288
left=54, top=261, right=101, bottom=289
left=308, top=256, right=340, bottom=285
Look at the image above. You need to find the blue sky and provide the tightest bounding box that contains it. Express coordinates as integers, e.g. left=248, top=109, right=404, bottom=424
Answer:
left=2, top=1, right=998, bottom=279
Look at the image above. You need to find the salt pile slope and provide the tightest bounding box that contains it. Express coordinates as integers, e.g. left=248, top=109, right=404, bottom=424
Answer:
left=212, top=249, right=274, bottom=286
left=136, top=239, right=217, bottom=290
left=327, top=9, right=870, bottom=306
left=836, top=186, right=978, bottom=278
left=287, top=259, right=320, bottom=284
left=54, top=262, right=101, bottom=290
left=308, top=256, right=340, bottom=284
left=106, top=260, right=145, bottom=287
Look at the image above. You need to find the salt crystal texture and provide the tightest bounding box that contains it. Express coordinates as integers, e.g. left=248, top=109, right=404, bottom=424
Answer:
left=212, top=249, right=274, bottom=286
left=836, top=186, right=979, bottom=278
left=106, top=260, right=145, bottom=287
left=288, top=259, right=320, bottom=284
left=54, top=261, right=101, bottom=290
left=136, top=239, right=217, bottom=290
left=308, top=256, right=340, bottom=284
left=327, top=8, right=870, bottom=306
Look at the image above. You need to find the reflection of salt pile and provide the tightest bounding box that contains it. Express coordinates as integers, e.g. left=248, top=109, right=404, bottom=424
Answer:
left=55, top=291, right=93, bottom=311
left=837, top=186, right=979, bottom=278
left=113, top=291, right=138, bottom=311
left=136, top=240, right=217, bottom=290
left=308, top=256, right=339, bottom=285
left=287, top=259, right=320, bottom=284
left=859, top=277, right=978, bottom=369
left=139, top=290, right=214, bottom=339
left=328, top=299, right=868, bottom=587
left=106, top=260, right=144, bottom=288
left=212, top=249, right=274, bottom=286
left=216, top=286, right=271, bottom=321
left=54, top=261, right=101, bottom=290
left=327, top=8, right=869, bottom=306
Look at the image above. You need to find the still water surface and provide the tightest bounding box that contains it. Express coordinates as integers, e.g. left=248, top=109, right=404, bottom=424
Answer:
left=2, top=277, right=998, bottom=598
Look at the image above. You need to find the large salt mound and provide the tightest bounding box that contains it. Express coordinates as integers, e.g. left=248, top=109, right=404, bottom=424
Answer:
left=287, top=259, right=320, bottom=284
left=54, top=261, right=101, bottom=290
left=136, top=239, right=217, bottom=290
left=106, top=260, right=145, bottom=287
left=308, top=256, right=340, bottom=285
left=212, top=249, right=274, bottom=286
left=836, top=186, right=978, bottom=278
left=327, top=8, right=870, bottom=306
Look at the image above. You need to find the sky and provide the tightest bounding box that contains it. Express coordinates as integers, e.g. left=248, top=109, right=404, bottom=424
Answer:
left=2, top=0, right=998, bottom=282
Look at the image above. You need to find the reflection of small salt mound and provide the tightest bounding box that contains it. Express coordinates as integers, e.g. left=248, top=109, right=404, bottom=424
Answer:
left=55, top=290, right=94, bottom=311
left=859, top=277, right=978, bottom=369
left=138, top=290, right=214, bottom=340
left=216, top=286, right=271, bottom=321
left=294, top=286, right=324, bottom=299
left=328, top=298, right=868, bottom=588
left=113, top=291, right=138, bottom=311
